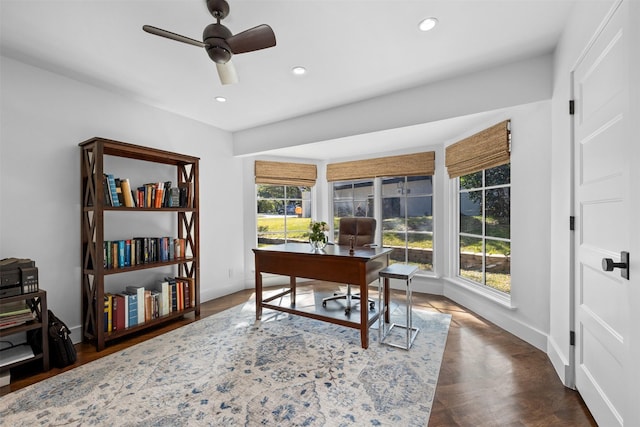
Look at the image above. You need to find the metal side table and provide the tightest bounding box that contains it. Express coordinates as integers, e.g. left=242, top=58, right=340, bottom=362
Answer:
left=378, top=264, right=419, bottom=350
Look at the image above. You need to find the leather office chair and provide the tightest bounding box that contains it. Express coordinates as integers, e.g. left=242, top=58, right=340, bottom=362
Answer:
left=322, top=217, right=377, bottom=315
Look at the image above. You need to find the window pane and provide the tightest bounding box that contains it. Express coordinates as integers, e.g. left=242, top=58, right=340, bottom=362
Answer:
left=486, top=240, right=510, bottom=293
left=257, top=199, right=282, bottom=215
left=257, top=216, right=285, bottom=246
left=381, top=177, right=404, bottom=197
left=407, top=232, right=433, bottom=271
left=407, top=197, right=432, bottom=231
left=485, top=188, right=510, bottom=238
left=460, top=236, right=483, bottom=283
left=406, top=175, right=432, bottom=196
left=486, top=164, right=510, bottom=186
left=353, top=181, right=373, bottom=199
left=382, top=197, right=403, bottom=227
left=257, top=185, right=284, bottom=198
left=460, top=191, right=482, bottom=235
left=460, top=171, right=482, bottom=190
left=334, top=201, right=353, bottom=218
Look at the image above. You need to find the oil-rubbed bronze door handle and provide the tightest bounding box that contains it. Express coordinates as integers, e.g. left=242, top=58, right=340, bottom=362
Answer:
left=602, top=251, right=629, bottom=280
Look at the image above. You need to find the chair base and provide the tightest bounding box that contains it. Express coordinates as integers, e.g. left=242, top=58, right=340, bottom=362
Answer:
left=322, top=292, right=375, bottom=315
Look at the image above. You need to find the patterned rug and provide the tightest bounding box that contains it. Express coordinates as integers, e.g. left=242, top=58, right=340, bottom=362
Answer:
left=0, top=302, right=451, bottom=426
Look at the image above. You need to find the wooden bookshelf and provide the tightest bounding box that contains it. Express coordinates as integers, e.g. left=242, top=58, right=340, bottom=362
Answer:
left=79, top=138, right=200, bottom=351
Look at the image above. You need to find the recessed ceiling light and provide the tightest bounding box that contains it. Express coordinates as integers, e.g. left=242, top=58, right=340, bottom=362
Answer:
left=292, top=66, right=307, bottom=76
left=215, top=96, right=227, bottom=103
left=418, top=17, right=438, bottom=32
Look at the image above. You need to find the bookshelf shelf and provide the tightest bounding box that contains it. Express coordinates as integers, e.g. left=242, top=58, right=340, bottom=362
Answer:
left=80, top=138, right=200, bottom=351
left=0, top=290, right=49, bottom=372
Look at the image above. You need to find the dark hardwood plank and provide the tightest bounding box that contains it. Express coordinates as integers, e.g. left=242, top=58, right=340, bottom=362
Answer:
left=1, top=282, right=596, bottom=426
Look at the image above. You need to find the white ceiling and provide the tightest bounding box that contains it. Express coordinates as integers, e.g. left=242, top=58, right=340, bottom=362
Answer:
left=1, top=0, right=578, bottom=156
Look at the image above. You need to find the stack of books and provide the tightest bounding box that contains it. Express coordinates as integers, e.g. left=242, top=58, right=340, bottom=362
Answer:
left=0, top=301, right=35, bottom=330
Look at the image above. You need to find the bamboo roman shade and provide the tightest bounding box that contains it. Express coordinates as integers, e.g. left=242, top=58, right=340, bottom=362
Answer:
left=254, top=160, right=317, bottom=186
left=326, top=151, right=435, bottom=182
left=445, top=120, right=511, bottom=178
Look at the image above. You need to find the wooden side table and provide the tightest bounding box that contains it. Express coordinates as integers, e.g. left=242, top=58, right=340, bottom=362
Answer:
left=378, top=264, right=419, bottom=350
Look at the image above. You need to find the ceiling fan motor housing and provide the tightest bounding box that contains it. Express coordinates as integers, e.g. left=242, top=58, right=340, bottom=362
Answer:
left=203, top=23, right=233, bottom=63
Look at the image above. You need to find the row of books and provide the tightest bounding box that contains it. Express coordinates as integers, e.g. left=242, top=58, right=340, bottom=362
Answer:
left=103, top=277, right=194, bottom=333
left=0, top=301, right=36, bottom=330
left=103, top=237, right=187, bottom=269
left=102, top=174, right=194, bottom=208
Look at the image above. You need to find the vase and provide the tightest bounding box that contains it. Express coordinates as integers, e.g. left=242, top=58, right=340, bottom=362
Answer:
left=310, top=238, right=327, bottom=251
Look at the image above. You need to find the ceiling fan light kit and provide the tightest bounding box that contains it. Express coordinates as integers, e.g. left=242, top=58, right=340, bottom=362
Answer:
left=143, top=0, right=276, bottom=85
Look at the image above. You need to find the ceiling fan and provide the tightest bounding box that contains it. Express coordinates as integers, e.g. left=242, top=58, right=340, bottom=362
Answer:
left=143, top=0, right=276, bottom=85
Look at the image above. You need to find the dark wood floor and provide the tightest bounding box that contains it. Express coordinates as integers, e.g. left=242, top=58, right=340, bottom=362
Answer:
left=2, top=283, right=596, bottom=426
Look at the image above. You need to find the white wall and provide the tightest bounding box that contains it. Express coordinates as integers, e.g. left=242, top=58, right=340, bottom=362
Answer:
left=547, top=0, right=616, bottom=386
left=0, top=56, right=245, bottom=340
left=442, top=101, right=551, bottom=351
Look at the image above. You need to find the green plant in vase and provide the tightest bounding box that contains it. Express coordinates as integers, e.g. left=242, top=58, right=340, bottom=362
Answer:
left=308, top=221, right=328, bottom=250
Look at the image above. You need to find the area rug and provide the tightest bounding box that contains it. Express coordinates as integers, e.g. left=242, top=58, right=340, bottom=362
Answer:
left=0, top=302, right=451, bottom=426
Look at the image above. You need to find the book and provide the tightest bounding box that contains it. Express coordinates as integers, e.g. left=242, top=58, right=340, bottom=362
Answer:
left=116, top=293, right=129, bottom=329
left=120, top=178, right=135, bottom=207
left=114, top=178, right=124, bottom=206
left=113, top=294, right=126, bottom=331
left=104, top=293, right=113, bottom=332
left=125, top=286, right=145, bottom=325
left=150, top=290, right=161, bottom=319
left=125, top=239, right=131, bottom=267
left=106, top=174, right=120, bottom=207
left=144, top=290, right=152, bottom=322
left=154, top=182, right=164, bottom=208
left=163, top=181, right=172, bottom=207
left=118, top=240, right=125, bottom=268
left=165, top=277, right=178, bottom=312
left=152, top=280, right=170, bottom=316
left=102, top=174, right=113, bottom=206
left=122, top=290, right=138, bottom=327
left=169, top=187, right=180, bottom=207
left=177, top=277, right=195, bottom=309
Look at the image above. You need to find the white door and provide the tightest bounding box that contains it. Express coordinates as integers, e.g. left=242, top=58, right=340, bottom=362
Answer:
left=573, top=1, right=639, bottom=426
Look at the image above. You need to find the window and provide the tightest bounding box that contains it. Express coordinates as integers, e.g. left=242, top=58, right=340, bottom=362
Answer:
left=458, top=163, right=511, bottom=293
left=382, top=176, right=433, bottom=271
left=256, top=184, right=311, bottom=247
left=332, top=179, right=374, bottom=241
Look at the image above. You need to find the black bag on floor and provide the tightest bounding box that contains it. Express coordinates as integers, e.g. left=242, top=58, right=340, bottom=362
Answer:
left=48, top=309, right=77, bottom=368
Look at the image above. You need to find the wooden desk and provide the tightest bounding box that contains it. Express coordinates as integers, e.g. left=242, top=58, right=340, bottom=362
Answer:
left=253, top=243, right=391, bottom=348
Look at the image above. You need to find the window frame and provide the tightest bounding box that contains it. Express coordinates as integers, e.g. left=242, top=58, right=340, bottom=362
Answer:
left=331, top=175, right=437, bottom=275
left=256, top=183, right=312, bottom=247
left=452, top=164, right=512, bottom=301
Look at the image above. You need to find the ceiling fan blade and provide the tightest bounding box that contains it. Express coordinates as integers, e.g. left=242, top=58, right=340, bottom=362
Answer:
left=226, top=24, right=276, bottom=54
left=216, top=61, right=238, bottom=85
left=143, top=25, right=206, bottom=48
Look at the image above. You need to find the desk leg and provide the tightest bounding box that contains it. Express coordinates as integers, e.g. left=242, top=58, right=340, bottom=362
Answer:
left=360, top=283, right=369, bottom=349
left=255, top=270, right=262, bottom=321
left=290, top=276, right=296, bottom=306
